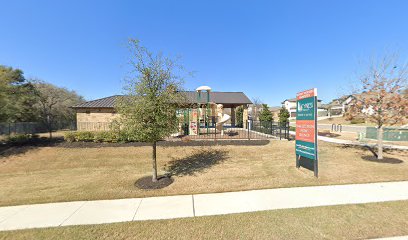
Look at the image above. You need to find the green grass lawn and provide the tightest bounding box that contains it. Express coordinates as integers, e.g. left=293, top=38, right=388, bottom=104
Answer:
left=0, top=140, right=407, bottom=207
left=1, top=200, right=408, bottom=239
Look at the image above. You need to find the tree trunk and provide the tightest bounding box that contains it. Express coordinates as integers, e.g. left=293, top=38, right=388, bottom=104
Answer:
left=152, top=141, right=158, bottom=182
left=48, top=125, right=52, bottom=139
left=47, top=115, right=52, bottom=139
left=377, top=126, right=383, bottom=160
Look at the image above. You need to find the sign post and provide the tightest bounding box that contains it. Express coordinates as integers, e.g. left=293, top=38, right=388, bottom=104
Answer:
left=295, top=88, right=318, bottom=177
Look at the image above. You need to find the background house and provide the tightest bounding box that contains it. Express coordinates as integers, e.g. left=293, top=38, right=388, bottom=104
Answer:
left=281, top=98, right=297, bottom=118
left=269, top=106, right=281, bottom=120
left=326, top=95, right=355, bottom=116
left=281, top=98, right=325, bottom=119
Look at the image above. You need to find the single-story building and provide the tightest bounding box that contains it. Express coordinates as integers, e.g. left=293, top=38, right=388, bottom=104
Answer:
left=72, top=91, right=252, bottom=131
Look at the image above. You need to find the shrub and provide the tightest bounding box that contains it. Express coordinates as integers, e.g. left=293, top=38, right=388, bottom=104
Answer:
left=63, top=130, right=145, bottom=143
left=93, top=131, right=107, bottom=143
left=8, top=134, right=30, bottom=144
left=75, top=131, right=94, bottom=142
left=64, top=131, right=76, bottom=142
left=63, top=131, right=124, bottom=143
left=93, top=131, right=120, bottom=143
left=350, top=118, right=365, bottom=124
left=118, top=130, right=140, bottom=142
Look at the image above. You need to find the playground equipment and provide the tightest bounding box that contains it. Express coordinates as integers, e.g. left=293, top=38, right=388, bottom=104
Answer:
left=215, top=104, right=231, bottom=135
left=177, top=86, right=231, bottom=136
left=196, top=86, right=212, bottom=135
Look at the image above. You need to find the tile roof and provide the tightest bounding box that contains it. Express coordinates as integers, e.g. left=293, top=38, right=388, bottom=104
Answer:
left=72, top=92, right=252, bottom=108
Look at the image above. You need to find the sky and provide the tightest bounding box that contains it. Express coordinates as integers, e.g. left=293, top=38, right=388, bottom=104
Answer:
left=1, top=0, right=408, bottom=106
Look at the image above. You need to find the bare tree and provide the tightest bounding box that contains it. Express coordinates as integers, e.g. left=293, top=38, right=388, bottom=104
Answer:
left=33, top=81, right=84, bottom=139
left=251, top=97, right=263, bottom=121
left=348, top=53, right=408, bottom=159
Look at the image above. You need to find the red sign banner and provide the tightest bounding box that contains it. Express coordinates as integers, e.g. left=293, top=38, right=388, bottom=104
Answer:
left=295, top=120, right=316, bottom=142
left=297, top=88, right=317, bottom=100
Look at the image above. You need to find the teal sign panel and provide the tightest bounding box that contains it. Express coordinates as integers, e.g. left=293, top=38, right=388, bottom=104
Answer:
left=295, top=140, right=316, bottom=160
left=296, top=97, right=316, bottom=120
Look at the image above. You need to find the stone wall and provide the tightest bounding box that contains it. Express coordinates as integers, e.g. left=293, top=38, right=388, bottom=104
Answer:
left=76, top=108, right=119, bottom=131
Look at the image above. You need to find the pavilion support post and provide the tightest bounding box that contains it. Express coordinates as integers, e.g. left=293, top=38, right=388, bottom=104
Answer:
left=231, top=107, right=236, bottom=127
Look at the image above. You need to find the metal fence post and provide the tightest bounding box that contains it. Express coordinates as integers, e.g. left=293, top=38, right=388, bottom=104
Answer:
left=286, top=121, right=289, bottom=139
left=272, top=120, right=275, bottom=136
left=247, top=120, right=250, bottom=140
left=279, top=122, right=282, bottom=140
left=214, top=122, right=217, bottom=141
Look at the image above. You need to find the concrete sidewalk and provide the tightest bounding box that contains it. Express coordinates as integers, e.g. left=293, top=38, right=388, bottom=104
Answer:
left=1, top=181, right=408, bottom=231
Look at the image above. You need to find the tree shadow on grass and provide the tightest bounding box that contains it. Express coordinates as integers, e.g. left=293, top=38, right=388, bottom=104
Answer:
left=361, top=155, right=404, bottom=164
left=340, top=144, right=405, bottom=164
left=165, top=149, right=229, bottom=177
left=341, top=143, right=407, bottom=154
left=0, top=138, right=63, bottom=159
left=318, top=132, right=341, bottom=138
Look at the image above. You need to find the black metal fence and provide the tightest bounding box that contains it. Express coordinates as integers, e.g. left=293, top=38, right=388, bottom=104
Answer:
left=177, top=120, right=290, bottom=140
left=250, top=120, right=290, bottom=140
left=1, top=120, right=290, bottom=141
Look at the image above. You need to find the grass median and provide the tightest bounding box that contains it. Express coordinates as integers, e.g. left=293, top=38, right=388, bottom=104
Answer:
left=0, top=140, right=407, bottom=206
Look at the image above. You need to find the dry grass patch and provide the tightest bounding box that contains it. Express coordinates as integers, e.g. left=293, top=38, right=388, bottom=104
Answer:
left=1, top=200, right=408, bottom=239
left=0, top=140, right=407, bottom=206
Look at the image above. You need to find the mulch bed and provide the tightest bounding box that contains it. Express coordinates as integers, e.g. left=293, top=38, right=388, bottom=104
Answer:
left=135, top=176, right=174, bottom=190
left=52, top=139, right=271, bottom=148
left=0, top=137, right=271, bottom=153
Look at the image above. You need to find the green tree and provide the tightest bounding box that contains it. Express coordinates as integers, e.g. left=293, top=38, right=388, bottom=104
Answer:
left=116, top=39, right=186, bottom=182
left=0, top=65, right=37, bottom=122
left=258, top=104, right=273, bottom=122
left=32, top=81, right=84, bottom=138
left=235, top=106, right=244, bottom=127
left=278, top=107, right=290, bottom=123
